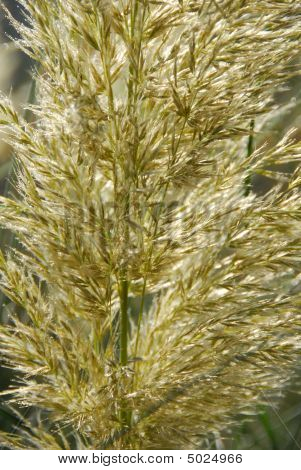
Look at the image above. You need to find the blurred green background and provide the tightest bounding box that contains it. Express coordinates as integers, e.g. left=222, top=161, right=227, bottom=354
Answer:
left=0, top=0, right=301, bottom=450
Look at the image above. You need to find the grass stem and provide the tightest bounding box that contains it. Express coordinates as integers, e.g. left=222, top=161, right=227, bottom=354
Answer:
left=245, top=119, right=255, bottom=196
left=120, top=278, right=129, bottom=367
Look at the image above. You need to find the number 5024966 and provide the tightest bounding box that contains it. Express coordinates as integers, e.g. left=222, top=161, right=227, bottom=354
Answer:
left=187, top=454, right=243, bottom=464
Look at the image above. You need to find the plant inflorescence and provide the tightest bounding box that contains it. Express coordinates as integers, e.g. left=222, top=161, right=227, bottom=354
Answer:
left=0, top=0, right=301, bottom=449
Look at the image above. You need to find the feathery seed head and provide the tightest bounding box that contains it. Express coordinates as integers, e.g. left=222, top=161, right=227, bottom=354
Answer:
left=0, top=0, right=301, bottom=449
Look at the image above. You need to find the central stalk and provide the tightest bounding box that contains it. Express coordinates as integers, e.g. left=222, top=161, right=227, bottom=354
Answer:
left=120, top=277, right=128, bottom=367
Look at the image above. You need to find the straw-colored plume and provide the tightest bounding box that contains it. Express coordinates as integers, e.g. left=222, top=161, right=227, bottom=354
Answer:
left=0, top=0, right=301, bottom=449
